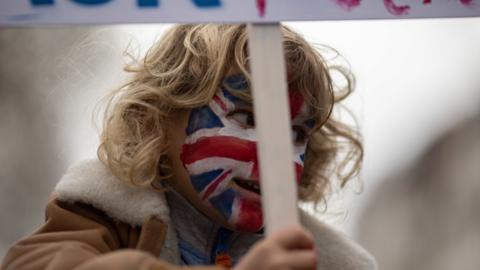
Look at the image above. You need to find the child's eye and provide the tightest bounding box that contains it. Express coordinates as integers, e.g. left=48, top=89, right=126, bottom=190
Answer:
left=292, top=126, right=307, bottom=144
left=227, top=110, right=255, bottom=127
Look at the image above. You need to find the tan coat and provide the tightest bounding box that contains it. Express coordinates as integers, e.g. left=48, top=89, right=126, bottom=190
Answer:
left=1, top=160, right=377, bottom=270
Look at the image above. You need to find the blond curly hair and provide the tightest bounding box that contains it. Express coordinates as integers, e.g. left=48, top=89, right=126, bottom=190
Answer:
left=98, top=24, right=362, bottom=205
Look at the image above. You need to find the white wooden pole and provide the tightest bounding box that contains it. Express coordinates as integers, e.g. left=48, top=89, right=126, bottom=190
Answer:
left=248, top=23, right=299, bottom=235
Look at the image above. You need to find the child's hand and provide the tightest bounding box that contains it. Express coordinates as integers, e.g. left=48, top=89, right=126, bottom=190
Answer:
left=234, top=225, right=317, bottom=270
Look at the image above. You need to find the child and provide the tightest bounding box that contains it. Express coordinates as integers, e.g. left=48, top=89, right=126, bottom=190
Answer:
left=1, top=24, right=376, bottom=270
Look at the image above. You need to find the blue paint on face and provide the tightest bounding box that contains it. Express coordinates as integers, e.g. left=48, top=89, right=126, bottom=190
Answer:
left=209, top=188, right=236, bottom=219
left=224, top=74, right=249, bottom=91
left=221, top=88, right=241, bottom=103
left=220, top=74, right=251, bottom=104
left=190, top=169, right=223, bottom=192
left=186, top=106, right=224, bottom=135
left=300, top=153, right=305, bottom=163
left=305, top=118, right=315, bottom=129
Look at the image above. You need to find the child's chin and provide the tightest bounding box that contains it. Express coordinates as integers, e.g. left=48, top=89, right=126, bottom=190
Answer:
left=231, top=210, right=264, bottom=233
left=235, top=223, right=264, bottom=233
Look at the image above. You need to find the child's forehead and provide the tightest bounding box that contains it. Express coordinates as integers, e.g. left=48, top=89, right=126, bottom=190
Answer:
left=220, top=74, right=252, bottom=106
left=223, top=74, right=249, bottom=91
left=220, top=74, right=313, bottom=125
left=221, top=74, right=311, bottom=118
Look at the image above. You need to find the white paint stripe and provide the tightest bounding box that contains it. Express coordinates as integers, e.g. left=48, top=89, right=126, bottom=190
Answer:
left=201, top=169, right=233, bottom=200
left=185, top=129, right=305, bottom=165
left=185, top=157, right=253, bottom=177
left=229, top=197, right=241, bottom=225
left=185, top=126, right=256, bottom=145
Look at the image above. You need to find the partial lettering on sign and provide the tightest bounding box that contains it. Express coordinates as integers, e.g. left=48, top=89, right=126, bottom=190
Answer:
left=0, top=0, right=479, bottom=25
left=30, top=0, right=222, bottom=7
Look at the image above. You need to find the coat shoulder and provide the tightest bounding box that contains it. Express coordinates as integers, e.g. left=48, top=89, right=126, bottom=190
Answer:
left=300, top=210, right=378, bottom=270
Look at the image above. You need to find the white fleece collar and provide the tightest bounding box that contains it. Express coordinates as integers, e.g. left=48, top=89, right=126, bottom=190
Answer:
left=54, top=159, right=180, bottom=264
left=54, top=159, right=376, bottom=270
left=55, top=159, right=169, bottom=226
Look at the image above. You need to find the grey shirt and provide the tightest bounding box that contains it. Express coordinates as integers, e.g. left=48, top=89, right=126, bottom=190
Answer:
left=165, top=188, right=263, bottom=266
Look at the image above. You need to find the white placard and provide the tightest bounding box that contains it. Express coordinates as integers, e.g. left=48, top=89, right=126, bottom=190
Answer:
left=0, top=0, right=479, bottom=25
left=248, top=23, right=300, bottom=234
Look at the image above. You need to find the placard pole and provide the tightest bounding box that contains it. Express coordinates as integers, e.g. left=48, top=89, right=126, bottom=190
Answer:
left=248, top=23, right=300, bottom=235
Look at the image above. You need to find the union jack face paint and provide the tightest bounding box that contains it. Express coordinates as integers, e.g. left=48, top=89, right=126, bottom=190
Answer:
left=180, top=74, right=314, bottom=232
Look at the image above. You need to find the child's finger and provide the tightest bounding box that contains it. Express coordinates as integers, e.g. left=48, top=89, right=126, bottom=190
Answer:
left=278, top=250, right=317, bottom=270
left=272, top=226, right=315, bottom=250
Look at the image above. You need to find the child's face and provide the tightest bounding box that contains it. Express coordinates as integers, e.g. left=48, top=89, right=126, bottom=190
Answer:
left=168, top=74, right=314, bottom=233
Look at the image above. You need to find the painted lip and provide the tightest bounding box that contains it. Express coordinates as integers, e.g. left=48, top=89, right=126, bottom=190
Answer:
left=232, top=177, right=262, bottom=202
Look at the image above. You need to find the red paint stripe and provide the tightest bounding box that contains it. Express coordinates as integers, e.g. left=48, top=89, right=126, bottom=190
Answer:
left=289, top=90, right=305, bottom=119
left=251, top=162, right=259, bottom=180
left=213, top=95, right=228, bottom=111
left=236, top=198, right=263, bottom=232
left=202, top=169, right=232, bottom=200
left=181, top=136, right=257, bottom=165
left=295, top=163, right=303, bottom=184
left=182, top=136, right=304, bottom=181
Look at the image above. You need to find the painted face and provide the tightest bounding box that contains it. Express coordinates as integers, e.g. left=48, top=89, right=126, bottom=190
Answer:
left=180, top=74, right=315, bottom=232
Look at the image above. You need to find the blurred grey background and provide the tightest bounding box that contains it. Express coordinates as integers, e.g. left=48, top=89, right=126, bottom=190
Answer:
left=1, top=19, right=479, bottom=268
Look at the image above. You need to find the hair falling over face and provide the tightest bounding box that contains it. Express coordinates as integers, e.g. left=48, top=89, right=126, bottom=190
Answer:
left=97, top=24, right=363, bottom=207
